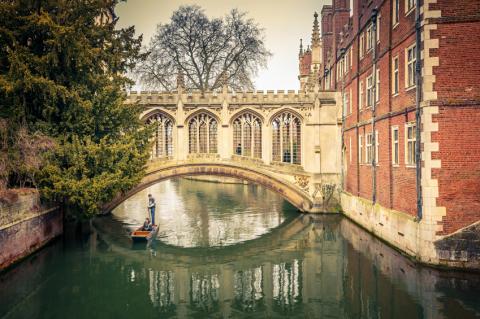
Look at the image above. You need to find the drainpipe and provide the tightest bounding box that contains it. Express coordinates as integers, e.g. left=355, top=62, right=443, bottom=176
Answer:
left=415, top=0, right=423, bottom=220
left=340, top=48, right=346, bottom=191
left=371, top=8, right=378, bottom=203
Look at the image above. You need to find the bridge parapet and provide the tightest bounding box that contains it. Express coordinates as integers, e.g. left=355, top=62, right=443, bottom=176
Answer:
left=125, top=89, right=338, bottom=106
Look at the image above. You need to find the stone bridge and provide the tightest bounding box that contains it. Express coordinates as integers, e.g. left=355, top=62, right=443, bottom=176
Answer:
left=106, top=87, right=342, bottom=213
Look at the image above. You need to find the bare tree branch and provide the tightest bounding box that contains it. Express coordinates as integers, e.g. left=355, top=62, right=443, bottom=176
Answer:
left=135, top=5, right=271, bottom=92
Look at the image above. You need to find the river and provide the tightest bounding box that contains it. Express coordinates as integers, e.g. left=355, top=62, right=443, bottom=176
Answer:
left=0, top=178, right=479, bottom=318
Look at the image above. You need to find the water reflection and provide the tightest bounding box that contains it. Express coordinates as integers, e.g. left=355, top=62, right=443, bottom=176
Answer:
left=1, top=180, right=480, bottom=318
left=112, top=178, right=294, bottom=247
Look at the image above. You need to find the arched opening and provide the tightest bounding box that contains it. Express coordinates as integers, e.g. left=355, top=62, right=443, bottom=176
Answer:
left=188, top=113, right=218, bottom=154
left=104, top=163, right=313, bottom=214
left=145, top=112, right=174, bottom=159
left=232, top=112, right=262, bottom=158
left=271, top=111, right=302, bottom=165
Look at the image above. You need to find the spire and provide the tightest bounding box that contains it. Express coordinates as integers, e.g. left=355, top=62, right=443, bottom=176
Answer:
left=176, top=68, right=185, bottom=90
left=299, top=38, right=304, bottom=57
left=312, top=12, right=320, bottom=47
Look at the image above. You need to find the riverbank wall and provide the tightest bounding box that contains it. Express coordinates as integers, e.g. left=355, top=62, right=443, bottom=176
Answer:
left=341, top=191, right=480, bottom=270
left=0, top=189, right=62, bottom=271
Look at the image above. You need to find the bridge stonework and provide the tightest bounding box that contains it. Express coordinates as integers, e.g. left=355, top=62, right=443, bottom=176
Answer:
left=113, top=88, right=342, bottom=213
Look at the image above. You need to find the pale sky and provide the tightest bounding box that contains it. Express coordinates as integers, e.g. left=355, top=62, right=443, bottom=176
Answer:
left=115, top=0, right=328, bottom=90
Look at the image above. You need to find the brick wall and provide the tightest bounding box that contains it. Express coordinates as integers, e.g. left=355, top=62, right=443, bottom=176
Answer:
left=0, top=189, right=62, bottom=270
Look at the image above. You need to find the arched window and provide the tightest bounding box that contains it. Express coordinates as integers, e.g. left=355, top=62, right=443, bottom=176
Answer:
left=188, top=113, right=218, bottom=154
left=271, top=111, right=301, bottom=164
left=232, top=113, right=262, bottom=159
left=146, top=113, right=173, bottom=158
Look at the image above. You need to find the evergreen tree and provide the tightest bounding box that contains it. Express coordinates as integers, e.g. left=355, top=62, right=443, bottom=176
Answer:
left=0, top=0, right=151, bottom=218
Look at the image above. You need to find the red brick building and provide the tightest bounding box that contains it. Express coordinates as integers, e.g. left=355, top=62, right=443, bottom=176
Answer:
left=300, top=0, right=480, bottom=267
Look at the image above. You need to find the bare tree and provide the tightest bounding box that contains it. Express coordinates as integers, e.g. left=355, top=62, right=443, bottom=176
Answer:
left=136, top=5, right=271, bottom=92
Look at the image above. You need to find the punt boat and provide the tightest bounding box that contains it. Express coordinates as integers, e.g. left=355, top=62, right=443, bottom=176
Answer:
left=131, top=225, right=159, bottom=243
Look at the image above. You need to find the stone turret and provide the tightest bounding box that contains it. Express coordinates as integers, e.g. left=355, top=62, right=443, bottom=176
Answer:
left=176, top=69, right=185, bottom=91
left=298, top=12, right=323, bottom=92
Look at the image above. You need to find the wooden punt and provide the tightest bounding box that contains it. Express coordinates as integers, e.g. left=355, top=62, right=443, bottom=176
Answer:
left=131, top=225, right=159, bottom=243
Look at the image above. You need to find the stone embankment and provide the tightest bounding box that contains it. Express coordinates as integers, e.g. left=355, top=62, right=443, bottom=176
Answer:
left=0, top=189, right=62, bottom=270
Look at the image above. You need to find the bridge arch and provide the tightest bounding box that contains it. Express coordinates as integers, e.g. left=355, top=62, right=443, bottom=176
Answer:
left=104, top=161, right=313, bottom=213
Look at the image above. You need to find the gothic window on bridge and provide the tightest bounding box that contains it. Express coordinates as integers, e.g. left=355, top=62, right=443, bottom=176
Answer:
left=188, top=113, right=218, bottom=154
left=146, top=113, right=173, bottom=159
left=232, top=113, right=262, bottom=159
left=271, top=112, right=301, bottom=165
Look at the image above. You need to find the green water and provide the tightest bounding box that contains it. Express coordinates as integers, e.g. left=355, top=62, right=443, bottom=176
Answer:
left=1, top=178, right=479, bottom=319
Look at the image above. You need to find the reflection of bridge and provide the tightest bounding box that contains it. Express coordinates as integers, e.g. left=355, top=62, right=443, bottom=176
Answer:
left=107, top=88, right=342, bottom=213
left=93, top=215, right=346, bottom=318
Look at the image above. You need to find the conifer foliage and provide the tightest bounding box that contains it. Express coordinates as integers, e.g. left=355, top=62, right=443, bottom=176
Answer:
left=0, top=0, right=151, bottom=218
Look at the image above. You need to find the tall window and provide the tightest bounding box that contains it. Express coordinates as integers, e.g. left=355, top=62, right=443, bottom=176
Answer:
left=146, top=113, right=173, bottom=158
left=350, top=47, right=353, bottom=70
left=366, top=133, right=373, bottom=164
left=349, top=88, right=353, bottom=114
left=406, top=0, right=416, bottom=13
left=349, top=136, right=352, bottom=163
left=359, top=135, right=364, bottom=164
left=406, top=44, right=417, bottom=88
left=392, top=126, right=399, bottom=165
left=375, top=68, right=380, bottom=103
left=405, top=123, right=416, bottom=166
left=272, top=111, right=301, bottom=165
left=343, top=92, right=349, bottom=116
left=393, top=0, right=399, bottom=26
left=375, top=131, right=379, bottom=164
left=366, top=74, right=374, bottom=107
left=359, top=81, right=364, bottom=109
left=233, top=113, right=262, bottom=159
left=188, top=113, right=218, bottom=154
left=366, top=24, right=373, bottom=51
left=376, top=15, right=381, bottom=43
left=360, top=33, right=365, bottom=58
left=392, top=56, right=399, bottom=95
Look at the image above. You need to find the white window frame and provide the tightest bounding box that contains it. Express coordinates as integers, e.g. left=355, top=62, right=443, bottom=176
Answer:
left=359, top=135, right=363, bottom=164
left=349, top=136, right=352, bottom=163
left=405, top=122, right=416, bottom=167
left=391, top=126, right=399, bottom=166
left=366, top=25, right=373, bottom=52
left=375, top=130, right=379, bottom=165
left=360, top=33, right=365, bottom=59
left=359, top=80, right=364, bottom=109
left=405, top=44, right=416, bottom=89
left=392, top=56, right=399, bottom=95
left=375, top=68, right=380, bottom=103
left=405, top=0, right=416, bottom=15
left=350, top=47, right=353, bottom=70
left=393, top=0, right=399, bottom=27
left=366, top=74, right=373, bottom=107
left=349, top=87, right=353, bottom=114
left=366, top=132, right=373, bottom=164
left=376, top=14, right=381, bottom=44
